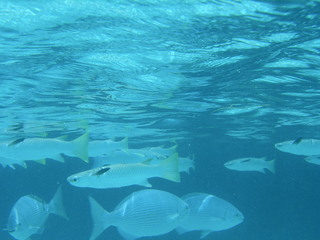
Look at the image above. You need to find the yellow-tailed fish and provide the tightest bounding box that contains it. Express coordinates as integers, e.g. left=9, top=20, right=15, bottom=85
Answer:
left=67, top=153, right=180, bottom=189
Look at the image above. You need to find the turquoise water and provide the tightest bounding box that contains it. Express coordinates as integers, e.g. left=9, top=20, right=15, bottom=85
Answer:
left=1, top=0, right=320, bottom=239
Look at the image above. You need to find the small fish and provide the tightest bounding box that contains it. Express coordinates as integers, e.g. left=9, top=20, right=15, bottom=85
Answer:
left=177, top=193, right=244, bottom=238
left=92, top=149, right=148, bottom=167
left=89, top=189, right=189, bottom=240
left=91, top=146, right=176, bottom=167
left=67, top=153, right=180, bottom=189
left=305, top=155, right=320, bottom=165
left=92, top=150, right=194, bottom=174
left=89, top=137, right=128, bottom=157
left=6, top=186, right=68, bottom=240
left=275, top=138, right=320, bottom=156
left=0, top=132, right=89, bottom=168
left=224, top=157, right=275, bottom=174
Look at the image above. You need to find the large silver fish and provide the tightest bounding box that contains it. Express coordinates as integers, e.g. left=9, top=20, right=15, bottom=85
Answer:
left=275, top=138, right=320, bottom=156
left=177, top=193, right=244, bottom=238
left=6, top=186, right=68, bottom=240
left=0, top=132, right=89, bottom=168
left=67, top=153, right=180, bottom=189
left=89, top=189, right=189, bottom=240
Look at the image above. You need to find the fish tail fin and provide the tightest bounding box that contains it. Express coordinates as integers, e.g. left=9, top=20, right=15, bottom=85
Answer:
left=89, top=196, right=112, bottom=240
left=72, top=132, right=89, bottom=162
left=169, top=144, right=178, bottom=152
left=268, top=159, right=276, bottom=174
left=49, top=186, right=68, bottom=220
left=160, top=153, right=180, bottom=182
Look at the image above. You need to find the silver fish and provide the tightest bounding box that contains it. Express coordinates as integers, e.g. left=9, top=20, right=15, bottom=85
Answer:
left=224, top=157, right=275, bottom=174
left=6, top=186, right=68, bottom=240
left=177, top=193, right=244, bottom=238
left=305, top=155, right=320, bottom=165
left=89, top=189, right=189, bottom=240
left=0, top=132, right=89, bottom=168
left=89, top=137, right=128, bottom=157
left=275, top=138, right=320, bottom=156
left=67, top=154, right=180, bottom=189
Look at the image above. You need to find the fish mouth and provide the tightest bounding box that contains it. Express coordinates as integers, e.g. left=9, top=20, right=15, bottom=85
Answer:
left=274, top=143, right=281, bottom=148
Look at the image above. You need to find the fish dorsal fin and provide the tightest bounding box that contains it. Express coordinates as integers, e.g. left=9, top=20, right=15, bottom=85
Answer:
left=168, top=213, right=179, bottom=222
left=8, top=138, right=25, bottom=146
left=28, top=195, right=46, bottom=204
left=293, top=137, right=303, bottom=144
left=94, top=166, right=111, bottom=176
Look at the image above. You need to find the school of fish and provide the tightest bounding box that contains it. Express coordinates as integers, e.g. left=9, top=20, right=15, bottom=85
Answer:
left=3, top=133, right=319, bottom=240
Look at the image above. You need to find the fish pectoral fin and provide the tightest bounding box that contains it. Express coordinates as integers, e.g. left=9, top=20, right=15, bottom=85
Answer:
left=137, top=179, right=152, bottom=187
left=168, top=213, right=179, bottom=222
left=8, top=164, right=16, bottom=169
left=200, top=230, right=212, bottom=239
left=16, top=161, right=27, bottom=168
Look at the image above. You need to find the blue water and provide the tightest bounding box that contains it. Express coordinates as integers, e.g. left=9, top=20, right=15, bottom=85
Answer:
left=1, top=0, right=320, bottom=239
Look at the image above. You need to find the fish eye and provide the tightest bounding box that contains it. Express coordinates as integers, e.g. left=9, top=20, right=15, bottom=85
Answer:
left=70, top=177, right=79, bottom=183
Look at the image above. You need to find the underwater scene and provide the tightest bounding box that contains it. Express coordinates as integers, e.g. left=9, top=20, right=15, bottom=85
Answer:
left=0, top=0, right=320, bottom=240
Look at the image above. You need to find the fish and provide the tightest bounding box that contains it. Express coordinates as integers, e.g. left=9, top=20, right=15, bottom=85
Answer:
left=224, top=157, right=275, bottom=174
left=275, top=138, right=320, bottom=156
left=6, top=186, right=68, bottom=240
left=91, top=149, right=148, bottom=167
left=305, top=155, right=320, bottom=165
left=67, top=153, right=180, bottom=189
left=89, top=189, right=190, bottom=240
left=91, top=146, right=177, bottom=167
left=0, top=132, right=89, bottom=168
left=92, top=150, right=194, bottom=174
left=89, top=137, right=128, bottom=157
left=177, top=193, right=244, bottom=238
